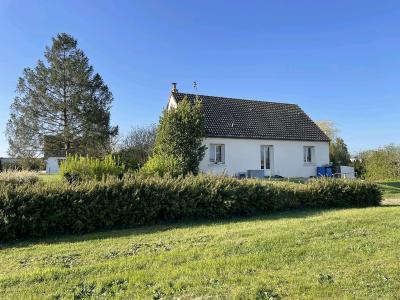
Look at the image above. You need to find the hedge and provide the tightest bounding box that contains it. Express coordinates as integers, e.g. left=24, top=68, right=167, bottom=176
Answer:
left=0, top=170, right=39, bottom=185
left=0, top=175, right=381, bottom=241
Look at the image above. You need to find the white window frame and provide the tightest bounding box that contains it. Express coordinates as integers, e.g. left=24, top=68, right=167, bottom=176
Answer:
left=209, top=144, right=225, bottom=164
left=260, top=145, right=272, bottom=170
left=304, top=146, right=315, bottom=163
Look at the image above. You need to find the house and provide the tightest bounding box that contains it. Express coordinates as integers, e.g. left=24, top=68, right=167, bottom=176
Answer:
left=45, top=157, right=66, bottom=174
left=167, top=84, right=330, bottom=178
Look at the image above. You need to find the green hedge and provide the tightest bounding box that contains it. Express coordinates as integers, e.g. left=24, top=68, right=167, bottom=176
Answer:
left=0, top=170, right=39, bottom=186
left=0, top=176, right=381, bottom=241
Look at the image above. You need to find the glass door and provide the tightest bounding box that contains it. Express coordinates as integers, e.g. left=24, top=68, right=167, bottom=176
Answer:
left=260, top=145, right=273, bottom=176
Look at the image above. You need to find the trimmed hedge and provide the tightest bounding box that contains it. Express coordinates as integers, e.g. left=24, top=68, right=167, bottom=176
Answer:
left=0, top=170, right=39, bottom=185
left=0, top=175, right=381, bottom=241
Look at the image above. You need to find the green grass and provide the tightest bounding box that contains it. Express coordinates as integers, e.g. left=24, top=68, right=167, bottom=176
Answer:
left=1, top=207, right=400, bottom=299
left=377, top=180, right=400, bottom=199
left=38, top=173, right=61, bottom=182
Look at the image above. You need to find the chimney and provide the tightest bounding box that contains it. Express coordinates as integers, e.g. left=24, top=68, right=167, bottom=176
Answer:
left=171, top=82, right=178, bottom=93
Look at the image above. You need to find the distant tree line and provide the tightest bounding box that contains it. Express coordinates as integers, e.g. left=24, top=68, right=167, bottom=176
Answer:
left=353, top=145, right=400, bottom=180
left=316, top=121, right=399, bottom=180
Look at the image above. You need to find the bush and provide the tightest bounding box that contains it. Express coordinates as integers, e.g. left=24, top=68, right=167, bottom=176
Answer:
left=361, top=145, right=400, bottom=180
left=139, top=154, right=184, bottom=177
left=60, top=154, right=124, bottom=182
left=0, top=176, right=381, bottom=241
left=154, top=96, right=206, bottom=175
left=0, top=170, right=39, bottom=185
left=0, top=158, right=45, bottom=172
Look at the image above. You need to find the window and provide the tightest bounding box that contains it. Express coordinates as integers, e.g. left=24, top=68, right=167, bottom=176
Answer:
left=304, top=146, right=315, bottom=163
left=209, top=144, right=225, bottom=163
left=260, top=145, right=271, bottom=169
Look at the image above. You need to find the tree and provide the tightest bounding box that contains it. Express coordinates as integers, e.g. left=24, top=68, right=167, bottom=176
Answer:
left=330, top=137, right=351, bottom=166
left=116, top=125, right=157, bottom=170
left=152, top=96, right=206, bottom=175
left=316, top=120, right=351, bottom=166
left=315, top=120, right=338, bottom=140
left=361, top=145, right=400, bottom=180
left=6, top=33, right=117, bottom=158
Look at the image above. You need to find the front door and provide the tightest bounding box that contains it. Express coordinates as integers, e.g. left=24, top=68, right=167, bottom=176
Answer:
left=260, top=145, right=273, bottom=177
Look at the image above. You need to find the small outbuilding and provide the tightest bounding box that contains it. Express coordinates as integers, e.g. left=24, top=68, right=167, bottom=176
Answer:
left=45, top=157, right=66, bottom=174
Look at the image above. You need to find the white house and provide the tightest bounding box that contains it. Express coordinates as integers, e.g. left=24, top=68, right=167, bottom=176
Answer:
left=167, top=84, right=330, bottom=178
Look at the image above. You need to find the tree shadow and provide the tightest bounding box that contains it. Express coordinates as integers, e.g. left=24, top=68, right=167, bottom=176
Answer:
left=378, top=181, right=400, bottom=190
left=0, top=207, right=372, bottom=250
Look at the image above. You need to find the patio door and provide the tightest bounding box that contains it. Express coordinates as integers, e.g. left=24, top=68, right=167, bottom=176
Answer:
left=260, top=145, right=273, bottom=177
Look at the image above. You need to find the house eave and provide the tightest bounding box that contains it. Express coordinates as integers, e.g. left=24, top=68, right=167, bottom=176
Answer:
left=204, top=135, right=330, bottom=142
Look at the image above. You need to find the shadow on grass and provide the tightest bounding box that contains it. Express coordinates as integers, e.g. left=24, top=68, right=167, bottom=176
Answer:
left=1, top=206, right=383, bottom=250
left=378, top=181, right=400, bottom=191
left=378, top=181, right=400, bottom=188
left=0, top=209, right=325, bottom=249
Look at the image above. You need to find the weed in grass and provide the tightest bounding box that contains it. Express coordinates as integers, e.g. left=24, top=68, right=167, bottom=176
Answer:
left=18, top=257, right=31, bottom=267
left=318, top=273, right=334, bottom=285
left=49, top=294, right=61, bottom=300
left=99, top=279, right=128, bottom=297
left=348, top=241, right=377, bottom=254
left=103, top=250, right=120, bottom=259
left=44, top=253, right=81, bottom=268
left=72, top=282, right=96, bottom=299
left=255, top=287, right=281, bottom=300
left=245, top=268, right=257, bottom=275
left=208, top=278, right=220, bottom=285
left=152, top=287, right=165, bottom=300
left=125, top=241, right=173, bottom=256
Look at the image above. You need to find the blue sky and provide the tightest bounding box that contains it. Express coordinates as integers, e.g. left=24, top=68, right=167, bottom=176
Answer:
left=0, top=0, right=399, bottom=157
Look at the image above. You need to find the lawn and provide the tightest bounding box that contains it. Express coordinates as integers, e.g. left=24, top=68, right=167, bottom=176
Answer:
left=38, top=173, right=61, bottom=182
left=1, top=207, right=400, bottom=299
left=377, top=181, right=400, bottom=199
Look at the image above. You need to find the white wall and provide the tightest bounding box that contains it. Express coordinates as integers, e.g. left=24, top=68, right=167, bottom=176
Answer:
left=46, top=157, right=65, bottom=174
left=199, top=137, right=329, bottom=178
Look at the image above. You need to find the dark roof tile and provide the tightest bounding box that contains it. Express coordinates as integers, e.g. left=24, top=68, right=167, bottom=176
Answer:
left=172, top=92, right=330, bottom=142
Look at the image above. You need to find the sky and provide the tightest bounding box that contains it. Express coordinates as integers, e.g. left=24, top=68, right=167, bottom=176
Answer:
left=0, top=0, right=399, bottom=157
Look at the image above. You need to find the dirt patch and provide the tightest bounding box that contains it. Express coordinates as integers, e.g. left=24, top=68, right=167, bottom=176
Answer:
left=382, top=198, right=400, bottom=206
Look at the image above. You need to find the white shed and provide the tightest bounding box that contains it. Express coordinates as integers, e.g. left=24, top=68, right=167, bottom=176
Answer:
left=45, top=157, right=66, bottom=174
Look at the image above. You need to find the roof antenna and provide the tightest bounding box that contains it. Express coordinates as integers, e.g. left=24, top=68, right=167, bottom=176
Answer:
left=193, top=81, right=199, bottom=101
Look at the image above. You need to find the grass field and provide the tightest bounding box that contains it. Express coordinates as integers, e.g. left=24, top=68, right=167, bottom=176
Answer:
left=377, top=181, right=400, bottom=199
left=1, top=206, right=400, bottom=299
left=38, top=173, right=61, bottom=182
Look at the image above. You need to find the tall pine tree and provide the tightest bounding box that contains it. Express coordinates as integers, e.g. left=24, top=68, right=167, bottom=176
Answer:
left=7, top=33, right=117, bottom=158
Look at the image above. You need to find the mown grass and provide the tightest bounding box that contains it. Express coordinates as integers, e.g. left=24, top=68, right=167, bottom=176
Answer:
left=1, top=207, right=400, bottom=299
left=38, top=173, right=61, bottom=182
left=377, top=180, right=400, bottom=199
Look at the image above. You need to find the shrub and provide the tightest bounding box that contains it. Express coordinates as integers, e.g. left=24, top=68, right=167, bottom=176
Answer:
left=60, top=154, right=124, bottom=182
left=139, top=154, right=184, bottom=177
left=0, top=170, right=39, bottom=185
left=0, top=176, right=381, bottom=241
left=154, top=96, right=206, bottom=175
left=361, top=145, right=400, bottom=180
left=0, top=158, right=45, bottom=172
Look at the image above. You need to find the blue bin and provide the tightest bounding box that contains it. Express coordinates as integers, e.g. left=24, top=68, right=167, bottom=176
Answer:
left=317, top=166, right=333, bottom=177
left=317, top=167, right=326, bottom=177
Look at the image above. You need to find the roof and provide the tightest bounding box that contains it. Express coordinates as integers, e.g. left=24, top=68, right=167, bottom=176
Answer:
left=171, top=92, right=330, bottom=142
